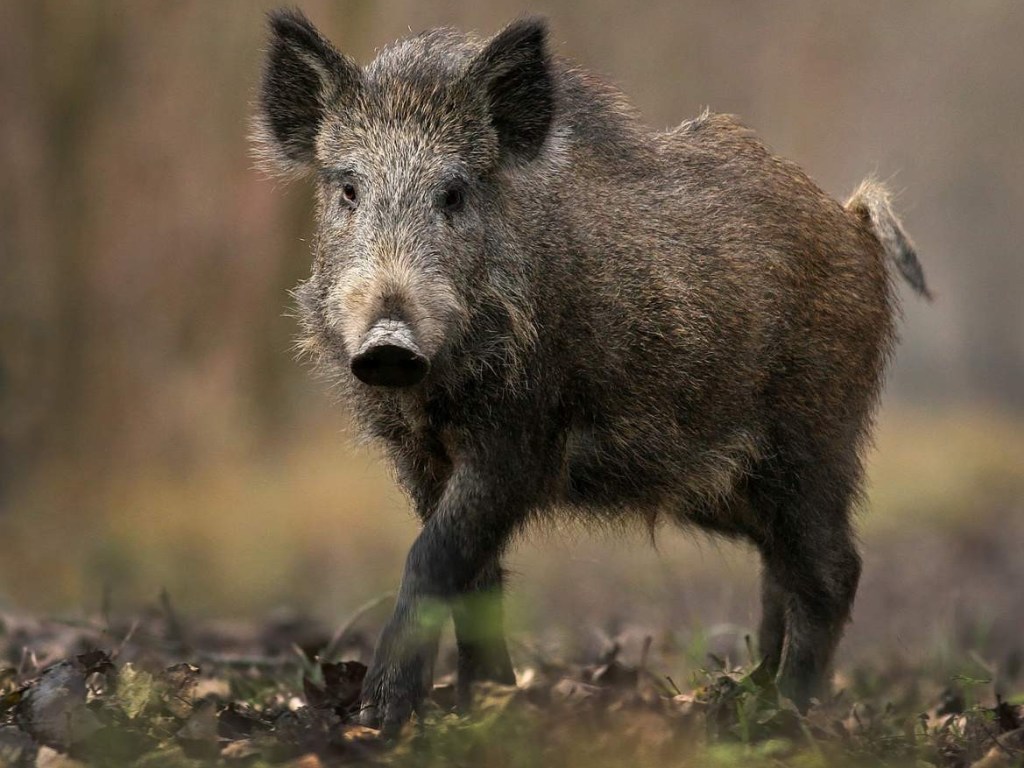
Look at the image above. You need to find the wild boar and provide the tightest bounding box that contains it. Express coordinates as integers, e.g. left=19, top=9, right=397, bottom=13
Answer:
left=253, top=9, right=929, bottom=731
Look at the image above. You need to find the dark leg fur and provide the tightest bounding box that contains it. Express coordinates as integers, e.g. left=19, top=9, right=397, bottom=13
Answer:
left=359, top=437, right=535, bottom=734
left=452, top=559, right=516, bottom=707
left=749, top=442, right=864, bottom=709
left=771, top=527, right=861, bottom=708
left=761, top=492, right=861, bottom=707
left=403, top=463, right=516, bottom=702
left=757, top=563, right=788, bottom=674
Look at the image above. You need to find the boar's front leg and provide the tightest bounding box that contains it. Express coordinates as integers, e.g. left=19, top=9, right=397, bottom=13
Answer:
left=359, top=451, right=529, bottom=734
left=452, top=559, right=516, bottom=706
left=757, top=563, right=788, bottom=675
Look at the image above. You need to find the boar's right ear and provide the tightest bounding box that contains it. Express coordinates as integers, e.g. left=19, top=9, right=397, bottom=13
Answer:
left=470, top=17, right=554, bottom=165
left=253, top=8, right=362, bottom=177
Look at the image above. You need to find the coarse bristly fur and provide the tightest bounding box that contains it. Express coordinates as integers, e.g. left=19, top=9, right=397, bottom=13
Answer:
left=252, top=8, right=930, bottom=732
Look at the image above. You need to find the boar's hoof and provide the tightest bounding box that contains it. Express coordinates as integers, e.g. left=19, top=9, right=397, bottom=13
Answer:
left=357, top=695, right=416, bottom=738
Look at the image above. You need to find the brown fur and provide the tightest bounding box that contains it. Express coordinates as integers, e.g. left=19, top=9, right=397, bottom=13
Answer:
left=253, top=10, right=929, bottom=731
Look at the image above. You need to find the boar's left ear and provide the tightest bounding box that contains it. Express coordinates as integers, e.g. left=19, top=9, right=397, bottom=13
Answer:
left=470, top=17, right=554, bottom=165
left=253, top=8, right=362, bottom=177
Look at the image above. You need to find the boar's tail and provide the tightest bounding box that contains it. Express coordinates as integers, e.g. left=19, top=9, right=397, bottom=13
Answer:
left=846, top=179, right=932, bottom=300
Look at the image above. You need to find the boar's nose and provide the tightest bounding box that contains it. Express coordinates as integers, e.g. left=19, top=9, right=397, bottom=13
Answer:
left=350, top=319, right=429, bottom=388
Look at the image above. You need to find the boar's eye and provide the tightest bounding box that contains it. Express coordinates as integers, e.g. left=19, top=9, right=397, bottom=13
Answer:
left=341, top=181, right=358, bottom=208
left=440, top=183, right=465, bottom=215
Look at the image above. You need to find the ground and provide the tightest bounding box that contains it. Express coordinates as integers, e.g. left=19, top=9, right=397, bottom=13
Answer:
left=2, top=409, right=1023, bottom=767
left=1, top=604, right=1023, bottom=768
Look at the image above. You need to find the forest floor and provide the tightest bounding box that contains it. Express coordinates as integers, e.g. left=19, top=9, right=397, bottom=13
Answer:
left=2, top=603, right=1023, bottom=768
left=3, top=411, right=1023, bottom=766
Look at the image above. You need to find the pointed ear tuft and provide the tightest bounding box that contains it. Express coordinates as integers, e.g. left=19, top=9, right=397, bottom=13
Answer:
left=253, top=8, right=361, bottom=177
left=470, top=17, right=554, bottom=165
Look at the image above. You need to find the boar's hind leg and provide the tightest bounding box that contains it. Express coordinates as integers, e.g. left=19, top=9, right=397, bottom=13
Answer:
left=452, top=559, right=516, bottom=706
left=758, top=476, right=862, bottom=709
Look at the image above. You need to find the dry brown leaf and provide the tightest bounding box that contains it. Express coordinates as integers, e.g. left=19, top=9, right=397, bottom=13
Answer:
left=221, top=738, right=260, bottom=761
left=286, top=753, right=325, bottom=768
left=159, top=663, right=199, bottom=719
left=968, top=746, right=1013, bottom=768
left=34, top=746, right=86, bottom=768
left=341, top=724, right=380, bottom=742
left=195, top=677, right=231, bottom=700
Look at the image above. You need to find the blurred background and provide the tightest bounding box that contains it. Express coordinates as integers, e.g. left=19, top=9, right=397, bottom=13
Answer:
left=1, top=1, right=1022, bottom=672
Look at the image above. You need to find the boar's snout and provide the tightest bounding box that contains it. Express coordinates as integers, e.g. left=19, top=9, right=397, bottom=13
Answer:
left=350, top=319, right=429, bottom=388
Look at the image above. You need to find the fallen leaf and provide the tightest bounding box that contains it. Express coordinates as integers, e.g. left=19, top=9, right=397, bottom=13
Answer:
left=115, top=664, right=156, bottom=720
left=159, top=663, right=198, bottom=719
left=17, top=662, right=104, bottom=750
left=286, top=754, right=324, bottom=768
left=195, top=677, right=231, bottom=700
left=35, top=746, right=86, bottom=768
left=221, top=738, right=260, bottom=761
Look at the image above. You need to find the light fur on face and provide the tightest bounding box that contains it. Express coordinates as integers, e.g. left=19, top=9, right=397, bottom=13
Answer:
left=324, top=241, right=470, bottom=362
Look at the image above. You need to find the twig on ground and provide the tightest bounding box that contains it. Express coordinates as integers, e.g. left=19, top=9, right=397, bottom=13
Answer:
left=160, top=588, right=190, bottom=653
left=322, top=592, right=396, bottom=662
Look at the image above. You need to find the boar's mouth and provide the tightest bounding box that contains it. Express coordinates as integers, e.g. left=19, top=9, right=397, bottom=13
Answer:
left=350, top=319, right=429, bottom=388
